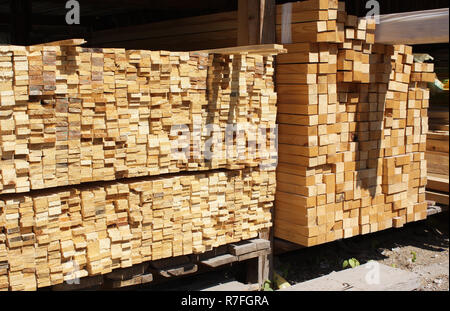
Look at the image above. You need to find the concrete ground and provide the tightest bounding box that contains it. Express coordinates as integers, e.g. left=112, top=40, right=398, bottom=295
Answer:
left=274, top=211, right=449, bottom=291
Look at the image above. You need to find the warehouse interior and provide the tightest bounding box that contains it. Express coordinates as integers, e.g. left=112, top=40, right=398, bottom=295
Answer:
left=0, top=1, right=448, bottom=44
left=1, top=1, right=448, bottom=77
left=0, top=0, right=448, bottom=292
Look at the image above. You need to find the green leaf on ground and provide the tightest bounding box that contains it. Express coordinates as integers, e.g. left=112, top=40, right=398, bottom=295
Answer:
left=343, top=258, right=360, bottom=269
left=262, top=280, right=273, bottom=291
left=411, top=251, right=417, bottom=263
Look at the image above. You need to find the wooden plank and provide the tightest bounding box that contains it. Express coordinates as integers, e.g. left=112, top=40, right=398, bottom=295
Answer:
left=426, top=174, right=449, bottom=193
left=251, top=238, right=271, bottom=250
left=201, top=254, right=238, bottom=268
left=260, top=0, right=276, bottom=44
left=375, top=9, right=449, bottom=44
left=427, top=132, right=450, bottom=141
left=426, top=139, right=449, bottom=153
left=245, top=254, right=269, bottom=287
left=276, top=10, right=330, bottom=24
left=106, top=273, right=153, bottom=289
left=238, top=0, right=260, bottom=45
left=31, top=38, right=86, bottom=47
left=426, top=191, right=449, bottom=206
left=238, top=0, right=276, bottom=46
left=228, top=240, right=258, bottom=256
left=426, top=151, right=449, bottom=176
left=429, top=124, right=450, bottom=131
left=196, top=43, right=286, bottom=55
left=104, top=263, right=149, bottom=281
left=156, top=263, right=198, bottom=278
left=238, top=0, right=250, bottom=45
left=239, top=249, right=270, bottom=261
left=150, top=256, right=191, bottom=270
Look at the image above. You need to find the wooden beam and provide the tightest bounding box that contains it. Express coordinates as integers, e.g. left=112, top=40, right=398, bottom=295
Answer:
left=195, top=43, right=286, bottom=55
left=427, top=174, right=449, bottom=193
left=375, top=8, right=449, bottom=44
left=30, top=38, right=87, bottom=47
left=238, top=0, right=275, bottom=45
left=426, top=191, right=450, bottom=206
left=260, top=0, right=276, bottom=44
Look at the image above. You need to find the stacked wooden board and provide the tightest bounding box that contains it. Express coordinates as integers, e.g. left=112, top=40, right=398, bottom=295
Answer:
left=0, top=45, right=277, bottom=194
left=0, top=169, right=275, bottom=290
left=274, top=0, right=436, bottom=247
left=425, top=82, right=449, bottom=205
left=0, top=42, right=282, bottom=290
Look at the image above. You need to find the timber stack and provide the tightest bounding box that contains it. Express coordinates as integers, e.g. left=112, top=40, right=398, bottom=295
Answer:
left=274, top=0, right=436, bottom=246
left=424, top=64, right=449, bottom=206
left=425, top=129, right=449, bottom=206
left=0, top=43, right=283, bottom=290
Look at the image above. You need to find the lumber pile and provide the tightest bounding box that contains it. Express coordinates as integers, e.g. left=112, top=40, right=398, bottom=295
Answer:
left=0, top=42, right=281, bottom=290
left=0, top=45, right=277, bottom=195
left=0, top=169, right=275, bottom=290
left=274, top=0, right=435, bottom=247
left=425, top=76, right=449, bottom=205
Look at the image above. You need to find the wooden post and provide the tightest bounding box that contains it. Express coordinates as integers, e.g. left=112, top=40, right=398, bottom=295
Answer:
left=260, top=0, right=276, bottom=44
left=238, top=0, right=276, bottom=46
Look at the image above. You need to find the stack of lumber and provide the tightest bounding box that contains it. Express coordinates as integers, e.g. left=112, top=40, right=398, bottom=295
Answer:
left=0, top=169, right=275, bottom=290
left=425, top=81, right=449, bottom=205
left=424, top=49, right=449, bottom=205
left=0, top=45, right=277, bottom=194
left=0, top=41, right=282, bottom=290
left=274, top=0, right=436, bottom=247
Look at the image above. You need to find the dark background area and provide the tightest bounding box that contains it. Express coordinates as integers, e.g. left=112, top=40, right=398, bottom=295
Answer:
left=0, top=0, right=449, bottom=45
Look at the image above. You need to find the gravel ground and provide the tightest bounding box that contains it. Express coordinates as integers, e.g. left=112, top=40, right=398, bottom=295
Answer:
left=274, top=211, right=449, bottom=291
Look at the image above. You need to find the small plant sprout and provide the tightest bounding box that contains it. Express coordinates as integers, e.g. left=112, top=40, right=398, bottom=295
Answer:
left=342, top=258, right=360, bottom=269
left=411, top=251, right=417, bottom=263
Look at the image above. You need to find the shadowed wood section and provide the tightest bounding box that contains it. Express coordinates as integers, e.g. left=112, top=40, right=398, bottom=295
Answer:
left=375, top=9, right=449, bottom=45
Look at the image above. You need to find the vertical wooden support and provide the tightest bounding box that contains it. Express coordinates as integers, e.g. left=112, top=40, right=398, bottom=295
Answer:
left=246, top=254, right=270, bottom=288
left=260, top=0, right=276, bottom=44
left=238, top=0, right=276, bottom=45
left=237, top=0, right=248, bottom=45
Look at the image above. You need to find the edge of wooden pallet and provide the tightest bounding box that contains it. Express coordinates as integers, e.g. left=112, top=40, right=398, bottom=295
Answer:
left=49, top=238, right=270, bottom=290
